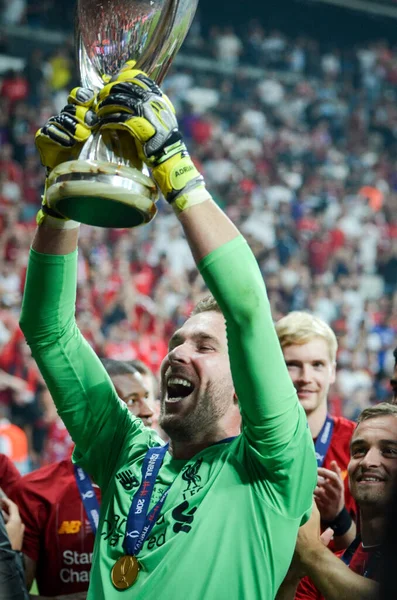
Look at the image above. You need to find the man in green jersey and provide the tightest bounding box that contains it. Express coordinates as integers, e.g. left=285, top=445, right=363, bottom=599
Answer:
left=20, top=66, right=316, bottom=600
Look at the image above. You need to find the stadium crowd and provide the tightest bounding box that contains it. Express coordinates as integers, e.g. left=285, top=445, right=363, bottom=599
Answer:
left=0, top=5, right=396, bottom=600
left=0, top=8, right=396, bottom=470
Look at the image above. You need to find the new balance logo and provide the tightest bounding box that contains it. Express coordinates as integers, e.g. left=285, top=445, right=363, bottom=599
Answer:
left=58, top=520, right=82, bottom=534
left=116, top=469, right=139, bottom=491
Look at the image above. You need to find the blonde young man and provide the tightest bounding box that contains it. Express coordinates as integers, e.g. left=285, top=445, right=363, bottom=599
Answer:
left=276, top=312, right=356, bottom=549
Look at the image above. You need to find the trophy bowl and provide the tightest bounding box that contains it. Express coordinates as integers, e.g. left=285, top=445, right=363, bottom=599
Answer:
left=46, top=0, right=199, bottom=228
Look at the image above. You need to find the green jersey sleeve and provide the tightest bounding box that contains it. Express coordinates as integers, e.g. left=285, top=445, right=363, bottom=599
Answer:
left=19, top=249, right=149, bottom=486
left=199, top=235, right=316, bottom=517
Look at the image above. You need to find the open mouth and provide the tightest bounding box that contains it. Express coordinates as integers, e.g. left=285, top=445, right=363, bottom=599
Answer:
left=166, top=377, right=195, bottom=403
left=357, top=475, right=384, bottom=483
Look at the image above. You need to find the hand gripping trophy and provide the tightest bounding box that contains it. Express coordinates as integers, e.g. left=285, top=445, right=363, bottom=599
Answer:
left=45, top=0, right=198, bottom=228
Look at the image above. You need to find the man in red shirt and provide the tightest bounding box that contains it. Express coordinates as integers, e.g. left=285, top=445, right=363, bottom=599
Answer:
left=277, top=402, right=397, bottom=600
left=10, top=360, right=153, bottom=599
left=276, top=312, right=356, bottom=550
left=0, top=452, right=21, bottom=495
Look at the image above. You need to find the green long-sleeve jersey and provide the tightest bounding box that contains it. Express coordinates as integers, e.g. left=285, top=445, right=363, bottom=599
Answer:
left=20, top=235, right=316, bottom=600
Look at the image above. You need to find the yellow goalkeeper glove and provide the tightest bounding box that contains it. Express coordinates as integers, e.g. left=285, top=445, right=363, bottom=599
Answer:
left=35, top=87, right=97, bottom=227
left=96, top=63, right=211, bottom=213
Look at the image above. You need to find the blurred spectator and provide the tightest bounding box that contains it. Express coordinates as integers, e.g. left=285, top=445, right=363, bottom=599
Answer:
left=0, top=405, right=29, bottom=475
left=47, top=47, right=72, bottom=92
left=213, top=26, right=243, bottom=68
left=24, top=49, right=45, bottom=107
left=1, top=0, right=26, bottom=26
left=377, top=241, right=397, bottom=296
left=0, top=71, right=28, bottom=107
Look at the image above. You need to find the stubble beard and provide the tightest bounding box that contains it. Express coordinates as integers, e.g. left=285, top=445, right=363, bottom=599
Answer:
left=354, top=486, right=388, bottom=508
left=159, top=378, right=233, bottom=443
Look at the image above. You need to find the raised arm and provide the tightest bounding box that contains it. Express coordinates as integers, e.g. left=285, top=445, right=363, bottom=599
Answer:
left=19, top=89, right=138, bottom=485
left=96, top=64, right=317, bottom=511
left=31, top=86, right=97, bottom=257
left=96, top=65, right=300, bottom=430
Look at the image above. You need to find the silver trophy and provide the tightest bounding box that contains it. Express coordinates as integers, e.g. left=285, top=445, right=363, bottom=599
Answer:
left=45, top=0, right=198, bottom=228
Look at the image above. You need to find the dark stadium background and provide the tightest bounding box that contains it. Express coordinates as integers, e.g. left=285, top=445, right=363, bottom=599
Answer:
left=5, top=0, right=397, bottom=60
left=198, top=0, right=397, bottom=44
left=49, top=0, right=397, bottom=45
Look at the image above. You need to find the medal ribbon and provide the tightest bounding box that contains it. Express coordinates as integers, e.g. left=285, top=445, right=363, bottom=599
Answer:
left=124, top=444, right=169, bottom=556
left=341, top=536, right=380, bottom=579
left=73, top=464, right=100, bottom=535
left=314, top=414, right=334, bottom=467
left=341, top=535, right=360, bottom=566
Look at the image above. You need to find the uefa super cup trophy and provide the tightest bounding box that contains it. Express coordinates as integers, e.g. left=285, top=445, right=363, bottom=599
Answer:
left=45, top=0, right=199, bottom=228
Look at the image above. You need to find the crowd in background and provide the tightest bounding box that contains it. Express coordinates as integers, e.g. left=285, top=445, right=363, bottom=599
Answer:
left=1, top=0, right=74, bottom=30
left=0, top=5, right=396, bottom=468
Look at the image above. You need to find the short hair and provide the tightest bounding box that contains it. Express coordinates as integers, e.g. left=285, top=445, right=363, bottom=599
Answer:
left=191, top=294, right=221, bottom=317
left=357, top=402, right=397, bottom=425
left=127, top=359, right=153, bottom=378
left=275, top=311, right=338, bottom=363
left=127, top=359, right=158, bottom=398
left=100, top=358, right=137, bottom=378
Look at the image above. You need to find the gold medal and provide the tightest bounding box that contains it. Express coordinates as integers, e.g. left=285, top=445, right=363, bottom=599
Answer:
left=111, top=555, right=139, bottom=590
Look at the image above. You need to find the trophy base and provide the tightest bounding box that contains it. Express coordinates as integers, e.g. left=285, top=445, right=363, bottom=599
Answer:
left=46, top=159, right=159, bottom=229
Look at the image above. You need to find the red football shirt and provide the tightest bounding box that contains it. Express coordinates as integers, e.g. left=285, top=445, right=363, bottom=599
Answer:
left=320, top=416, right=357, bottom=521
left=0, top=452, right=21, bottom=495
left=295, top=544, right=380, bottom=599
left=9, top=459, right=101, bottom=596
left=296, top=417, right=360, bottom=600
